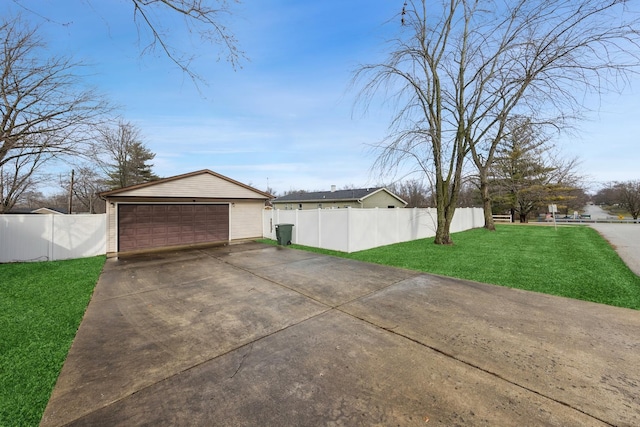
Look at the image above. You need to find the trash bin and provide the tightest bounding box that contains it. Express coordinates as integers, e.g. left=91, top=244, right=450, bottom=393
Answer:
left=275, top=223, right=294, bottom=245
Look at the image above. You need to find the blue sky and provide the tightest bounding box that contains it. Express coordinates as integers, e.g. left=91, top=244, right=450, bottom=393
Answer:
left=4, top=1, right=639, bottom=195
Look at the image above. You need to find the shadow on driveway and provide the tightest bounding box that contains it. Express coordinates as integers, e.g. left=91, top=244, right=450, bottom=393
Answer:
left=41, top=242, right=640, bottom=426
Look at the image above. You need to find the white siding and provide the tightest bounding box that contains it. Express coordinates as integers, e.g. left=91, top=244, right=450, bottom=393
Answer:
left=106, top=202, right=117, bottom=253
left=114, top=173, right=264, bottom=199
left=231, top=201, right=264, bottom=240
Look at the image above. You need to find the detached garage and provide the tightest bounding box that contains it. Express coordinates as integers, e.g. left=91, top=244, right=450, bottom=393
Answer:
left=100, top=169, right=272, bottom=255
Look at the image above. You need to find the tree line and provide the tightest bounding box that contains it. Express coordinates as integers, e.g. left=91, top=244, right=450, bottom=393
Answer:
left=593, top=181, right=640, bottom=220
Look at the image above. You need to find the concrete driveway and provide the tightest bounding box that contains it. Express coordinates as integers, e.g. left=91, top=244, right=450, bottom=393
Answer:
left=41, top=243, right=640, bottom=426
left=589, top=223, right=640, bottom=276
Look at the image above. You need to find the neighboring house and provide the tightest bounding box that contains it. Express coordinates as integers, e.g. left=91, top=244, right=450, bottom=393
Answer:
left=32, top=207, right=67, bottom=215
left=272, top=186, right=407, bottom=210
left=100, top=169, right=272, bottom=255
left=4, top=207, right=67, bottom=214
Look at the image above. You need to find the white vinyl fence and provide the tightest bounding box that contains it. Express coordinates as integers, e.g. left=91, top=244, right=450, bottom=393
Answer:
left=263, top=207, right=484, bottom=253
left=0, top=214, right=106, bottom=263
left=2, top=208, right=483, bottom=262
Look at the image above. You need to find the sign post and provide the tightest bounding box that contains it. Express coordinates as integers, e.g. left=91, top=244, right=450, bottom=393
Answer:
left=548, top=204, right=557, bottom=230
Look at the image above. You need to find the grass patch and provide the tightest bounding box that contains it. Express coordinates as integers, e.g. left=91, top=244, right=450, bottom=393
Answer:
left=0, top=256, right=105, bottom=426
left=260, top=224, right=640, bottom=309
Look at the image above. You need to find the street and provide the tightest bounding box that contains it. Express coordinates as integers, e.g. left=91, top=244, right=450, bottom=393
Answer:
left=583, top=203, right=612, bottom=219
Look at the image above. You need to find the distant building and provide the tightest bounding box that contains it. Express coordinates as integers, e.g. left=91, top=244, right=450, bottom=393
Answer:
left=272, top=186, right=407, bottom=210
left=31, top=207, right=67, bottom=215
left=4, top=207, right=67, bottom=214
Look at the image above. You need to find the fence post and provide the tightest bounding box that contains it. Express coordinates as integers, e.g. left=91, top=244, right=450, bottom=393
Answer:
left=396, top=207, right=400, bottom=244
left=49, top=214, right=55, bottom=261
left=346, top=207, right=352, bottom=253
left=372, top=207, right=377, bottom=248
left=295, top=209, right=299, bottom=244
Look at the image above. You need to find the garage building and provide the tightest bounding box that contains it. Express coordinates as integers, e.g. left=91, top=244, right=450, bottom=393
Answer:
left=100, top=169, right=272, bottom=255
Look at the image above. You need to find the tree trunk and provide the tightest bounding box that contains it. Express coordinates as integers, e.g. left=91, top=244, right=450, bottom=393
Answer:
left=434, top=183, right=449, bottom=244
left=435, top=205, right=455, bottom=245
left=433, top=175, right=456, bottom=245
left=479, top=171, right=496, bottom=231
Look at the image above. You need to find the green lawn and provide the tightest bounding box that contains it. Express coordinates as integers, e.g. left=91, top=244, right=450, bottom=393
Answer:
left=0, top=256, right=105, bottom=427
left=261, top=224, right=640, bottom=310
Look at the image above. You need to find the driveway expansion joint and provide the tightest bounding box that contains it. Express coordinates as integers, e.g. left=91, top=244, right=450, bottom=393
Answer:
left=340, top=309, right=616, bottom=427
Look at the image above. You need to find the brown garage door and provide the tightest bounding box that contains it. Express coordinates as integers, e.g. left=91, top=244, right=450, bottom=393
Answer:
left=118, top=204, right=229, bottom=252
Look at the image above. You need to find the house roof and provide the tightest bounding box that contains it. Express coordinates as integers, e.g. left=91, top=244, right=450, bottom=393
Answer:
left=32, top=207, right=67, bottom=214
left=4, top=207, right=67, bottom=214
left=99, top=169, right=273, bottom=199
left=4, top=208, right=35, bottom=214
left=273, top=187, right=407, bottom=205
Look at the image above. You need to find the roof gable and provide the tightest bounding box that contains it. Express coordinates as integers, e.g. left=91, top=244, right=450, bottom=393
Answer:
left=32, top=207, right=67, bottom=214
left=100, top=170, right=272, bottom=200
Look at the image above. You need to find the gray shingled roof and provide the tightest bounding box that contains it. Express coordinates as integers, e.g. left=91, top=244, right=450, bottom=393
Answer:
left=273, top=187, right=383, bottom=203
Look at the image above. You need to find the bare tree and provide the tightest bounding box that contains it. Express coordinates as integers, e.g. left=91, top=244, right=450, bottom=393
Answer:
left=457, top=179, right=481, bottom=208
left=283, top=188, right=309, bottom=196
left=0, top=151, right=45, bottom=212
left=12, top=0, right=244, bottom=82
left=354, top=0, right=640, bottom=244
left=619, top=181, right=640, bottom=220
left=593, top=185, right=618, bottom=206
left=387, top=179, right=432, bottom=207
left=0, top=16, right=110, bottom=211
left=132, top=0, right=243, bottom=75
left=600, top=180, right=640, bottom=220
left=58, top=167, right=107, bottom=214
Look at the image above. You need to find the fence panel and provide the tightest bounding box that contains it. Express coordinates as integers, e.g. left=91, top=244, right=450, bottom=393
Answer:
left=0, top=214, right=106, bottom=263
left=263, top=207, right=482, bottom=253
left=0, top=215, right=51, bottom=262
left=297, top=210, right=320, bottom=248
left=318, top=209, right=349, bottom=252
left=403, top=208, right=438, bottom=241
left=349, top=209, right=375, bottom=252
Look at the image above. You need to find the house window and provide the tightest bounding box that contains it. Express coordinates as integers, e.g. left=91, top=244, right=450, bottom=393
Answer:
left=298, top=203, right=303, bottom=210
left=388, top=205, right=395, bottom=208
left=318, top=203, right=323, bottom=208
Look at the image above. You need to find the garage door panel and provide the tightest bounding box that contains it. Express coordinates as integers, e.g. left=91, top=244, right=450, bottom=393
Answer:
left=152, top=226, right=167, bottom=234
left=118, top=204, right=229, bottom=252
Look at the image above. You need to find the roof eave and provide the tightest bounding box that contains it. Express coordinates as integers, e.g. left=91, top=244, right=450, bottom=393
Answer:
left=99, top=169, right=273, bottom=200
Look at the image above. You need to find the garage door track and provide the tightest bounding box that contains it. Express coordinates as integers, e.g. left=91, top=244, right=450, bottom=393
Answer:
left=41, top=243, right=640, bottom=426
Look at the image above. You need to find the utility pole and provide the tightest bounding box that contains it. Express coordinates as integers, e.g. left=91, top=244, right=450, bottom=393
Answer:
left=68, top=169, right=74, bottom=214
